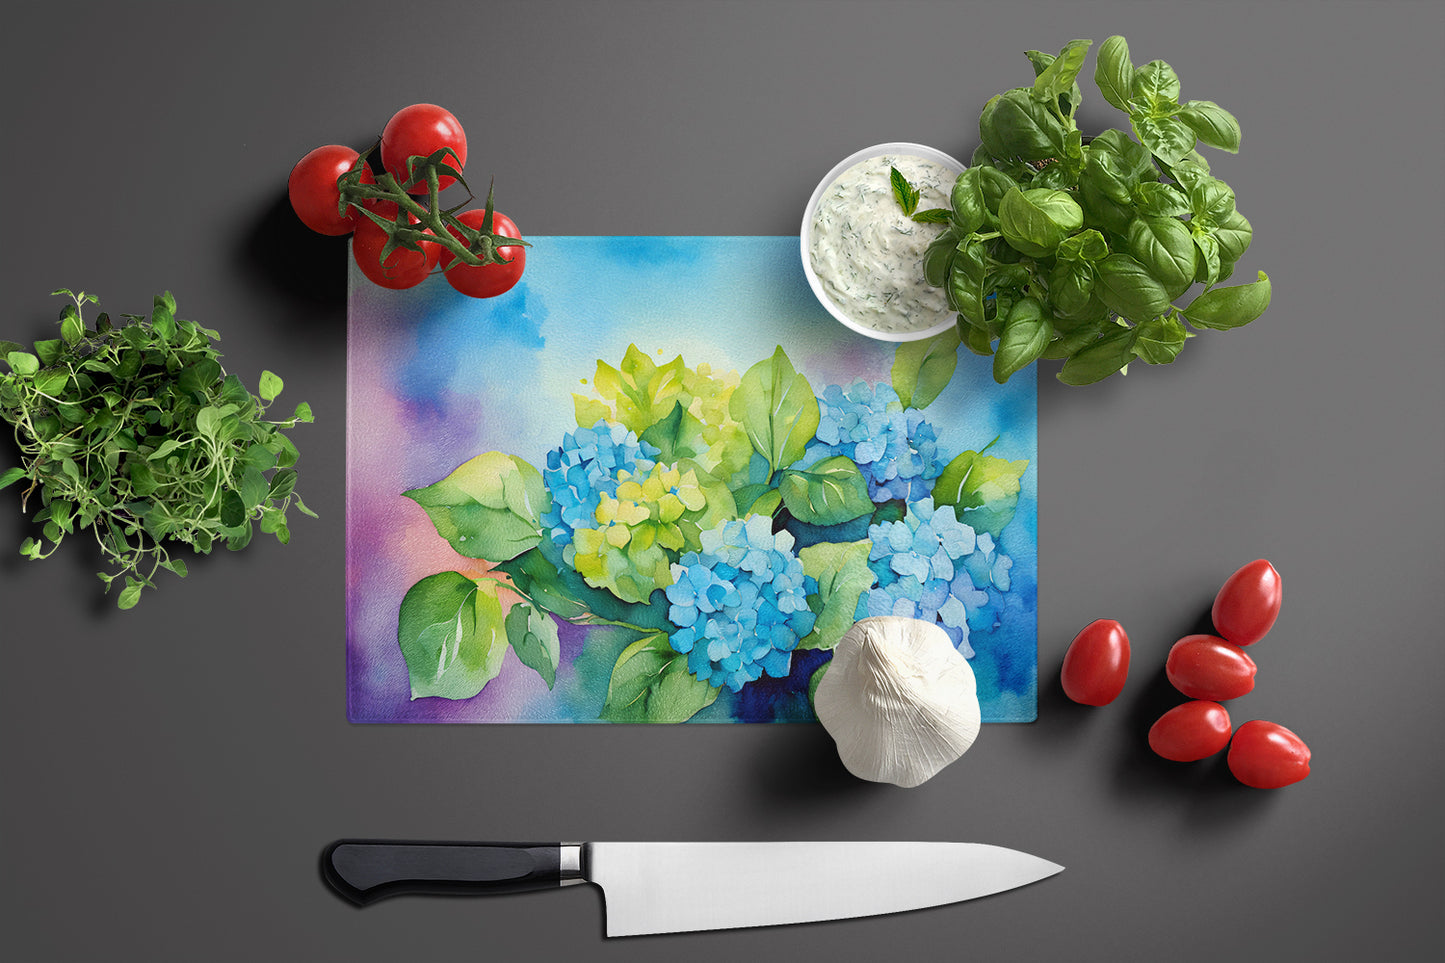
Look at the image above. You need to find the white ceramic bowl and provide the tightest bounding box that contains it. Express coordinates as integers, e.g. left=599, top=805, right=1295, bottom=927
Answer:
left=800, top=142, right=966, bottom=342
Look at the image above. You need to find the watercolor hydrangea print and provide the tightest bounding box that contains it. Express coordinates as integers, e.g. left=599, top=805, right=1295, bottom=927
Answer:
left=394, top=336, right=1030, bottom=722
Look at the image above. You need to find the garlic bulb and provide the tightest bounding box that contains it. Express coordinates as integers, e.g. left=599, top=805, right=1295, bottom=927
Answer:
left=813, top=616, right=980, bottom=788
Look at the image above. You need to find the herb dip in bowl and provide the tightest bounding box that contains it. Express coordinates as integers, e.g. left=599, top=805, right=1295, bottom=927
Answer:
left=801, top=143, right=965, bottom=342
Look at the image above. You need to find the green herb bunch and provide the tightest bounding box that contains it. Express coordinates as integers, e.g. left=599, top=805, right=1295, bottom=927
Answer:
left=0, top=290, right=315, bottom=609
left=921, top=36, right=1272, bottom=385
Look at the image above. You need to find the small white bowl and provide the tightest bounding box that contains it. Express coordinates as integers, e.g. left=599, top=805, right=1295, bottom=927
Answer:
left=800, top=142, right=966, bottom=342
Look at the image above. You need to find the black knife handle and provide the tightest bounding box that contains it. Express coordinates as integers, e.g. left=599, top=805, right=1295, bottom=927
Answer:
left=322, top=840, right=567, bottom=906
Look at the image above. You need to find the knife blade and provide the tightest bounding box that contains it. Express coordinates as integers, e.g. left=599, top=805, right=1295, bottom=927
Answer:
left=321, top=839, right=1062, bottom=936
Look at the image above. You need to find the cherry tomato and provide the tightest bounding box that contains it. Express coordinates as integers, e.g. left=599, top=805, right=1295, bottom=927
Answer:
left=1212, top=559, right=1282, bottom=646
left=1148, top=701, right=1233, bottom=761
left=288, top=145, right=375, bottom=235
left=1227, top=720, right=1311, bottom=788
left=381, top=104, right=467, bottom=194
left=352, top=201, right=440, bottom=290
left=1165, top=634, right=1257, bottom=701
left=439, top=210, right=527, bottom=298
left=1060, top=619, right=1130, bottom=706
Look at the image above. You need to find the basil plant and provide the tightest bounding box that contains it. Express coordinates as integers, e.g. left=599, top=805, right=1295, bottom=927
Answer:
left=924, top=36, right=1271, bottom=385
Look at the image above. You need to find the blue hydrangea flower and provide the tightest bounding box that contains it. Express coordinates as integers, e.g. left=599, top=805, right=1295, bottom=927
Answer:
left=539, top=420, right=659, bottom=562
left=664, top=515, right=818, bottom=692
left=855, top=497, right=1013, bottom=659
left=804, top=381, right=945, bottom=503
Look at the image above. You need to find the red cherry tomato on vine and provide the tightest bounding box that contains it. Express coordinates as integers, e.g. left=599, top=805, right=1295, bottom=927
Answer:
left=381, top=104, right=467, bottom=194
left=1227, top=720, right=1311, bottom=788
left=1165, top=634, right=1258, bottom=701
left=1060, top=619, right=1130, bottom=706
left=439, top=210, right=526, bottom=298
left=288, top=145, right=375, bottom=235
left=1148, top=701, right=1233, bottom=761
left=352, top=201, right=440, bottom=290
left=1212, top=559, right=1282, bottom=646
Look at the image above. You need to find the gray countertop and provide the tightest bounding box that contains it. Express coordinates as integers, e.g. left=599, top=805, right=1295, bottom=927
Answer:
left=3, top=2, right=1441, bottom=960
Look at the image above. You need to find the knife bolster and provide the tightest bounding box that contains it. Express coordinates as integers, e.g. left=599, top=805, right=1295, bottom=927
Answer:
left=322, top=840, right=565, bottom=905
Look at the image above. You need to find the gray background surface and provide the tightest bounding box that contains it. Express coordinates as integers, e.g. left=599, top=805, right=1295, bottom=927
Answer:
left=2, top=2, right=1441, bottom=960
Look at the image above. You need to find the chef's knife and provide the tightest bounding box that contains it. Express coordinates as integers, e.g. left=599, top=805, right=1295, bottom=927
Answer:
left=321, top=839, right=1062, bottom=936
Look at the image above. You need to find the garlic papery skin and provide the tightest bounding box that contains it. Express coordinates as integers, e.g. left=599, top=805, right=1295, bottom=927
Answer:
left=813, top=616, right=981, bottom=788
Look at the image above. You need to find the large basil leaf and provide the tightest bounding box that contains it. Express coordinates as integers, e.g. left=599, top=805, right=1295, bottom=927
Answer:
left=1049, top=259, right=1097, bottom=318
left=1000, top=187, right=1083, bottom=258
left=993, top=298, right=1052, bottom=384
left=1126, top=216, right=1198, bottom=298
left=1057, top=228, right=1109, bottom=262
left=1183, top=271, right=1271, bottom=329
left=1177, top=100, right=1241, bottom=152
left=980, top=87, right=1069, bottom=161
left=1057, top=324, right=1139, bottom=385
left=891, top=328, right=962, bottom=410
left=1192, top=232, right=1222, bottom=285
left=1131, top=60, right=1182, bottom=113
left=950, top=170, right=989, bottom=235
left=1132, top=314, right=1189, bottom=364
left=1187, top=174, right=1236, bottom=224
left=922, top=229, right=959, bottom=286
left=1133, top=181, right=1191, bottom=218
left=949, top=239, right=991, bottom=330
left=1211, top=209, right=1253, bottom=263
left=404, top=452, right=546, bottom=563
left=730, top=346, right=819, bottom=474
left=398, top=572, right=508, bottom=701
left=1133, top=116, right=1196, bottom=167
left=599, top=632, right=720, bottom=723
left=1095, top=254, right=1173, bottom=322
left=1094, top=35, right=1135, bottom=112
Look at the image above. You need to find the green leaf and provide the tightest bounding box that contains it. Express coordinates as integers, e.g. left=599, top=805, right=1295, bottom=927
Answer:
left=889, top=167, right=920, bottom=216
left=1131, top=60, right=1182, bottom=113
left=1133, top=116, right=1196, bottom=167
left=948, top=240, right=991, bottom=331
left=258, top=370, right=283, bottom=403
left=999, top=187, right=1082, bottom=258
left=1033, top=38, right=1092, bottom=107
left=267, top=468, right=298, bottom=500
left=1126, top=216, right=1198, bottom=299
left=993, top=298, right=1051, bottom=384
left=932, top=448, right=1030, bottom=537
left=128, top=458, right=159, bottom=497
left=911, top=207, right=952, bottom=224
left=194, top=406, right=223, bottom=439
left=891, top=329, right=961, bottom=410
left=0, top=466, right=26, bottom=490
left=1058, top=325, right=1139, bottom=385
left=292, top=401, right=315, bottom=424
left=403, top=451, right=546, bottom=562
left=178, top=359, right=223, bottom=395
left=979, top=88, right=1069, bottom=161
left=60, top=307, right=85, bottom=346
left=1211, top=209, right=1253, bottom=264
left=638, top=401, right=707, bottom=464
left=240, top=466, right=269, bottom=511
left=1133, top=181, right=1191, bottom=218
left=117, top=579, right=144, bottom=610
left=5, top=351, right=39, bottom=377
left=1183, top=271, right=1272, bottom=330
left=220, top=489, right=246, bottom=528
left=729, top=346, right=819, bottom=474
left=1095, top=254, right=1174, bottom=322
left=151, top=293, right=176, bottom=342
left=1177, top=100, right=1241, bottom=152
left=599, top=633, right=719, bottom=723
left=797, top=539, right=876, bottom=651
left=949, top=169, right=990, bottom=235
left=1095, top=35, right=1135, bottom=112
left=1132, top=314, right=1189, bottom=364
left=504, top=602, right=561, bottom=690
left=1056, top=228, right=1109, bottom=263
left=1049, top=260, right=1097, bottom=319
left=398, top=573, right=508, bottom=701
left=779, top=456, right=874, bottom=526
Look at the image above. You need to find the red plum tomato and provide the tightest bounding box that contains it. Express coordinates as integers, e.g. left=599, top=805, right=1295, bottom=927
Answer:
left=440, top=210, right=526, bottom=298
left=1165, top=634, right=1257, bottom=701
left=1212, top=559, right=1282, bottom=646
left=288, top=145, right=374, bottom=235
left=1228, top=720, right=1311, bottom=788
left=352, top=201, right=439, bottom=290
left=1148, top=701, right=1233, bottom=761
left=381, top=104, right=467, bottom=193
left=1060, top=619, right=1130, bottom=706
